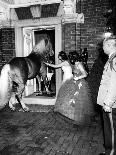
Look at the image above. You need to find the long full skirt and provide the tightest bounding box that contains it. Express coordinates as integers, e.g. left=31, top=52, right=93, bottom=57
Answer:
left=54, top=78, right=95, bottom=125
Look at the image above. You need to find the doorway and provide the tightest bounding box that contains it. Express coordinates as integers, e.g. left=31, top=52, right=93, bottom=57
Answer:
left=34, top=29, right=56, bottom=96
left=20, top=23, right=62, bottom=105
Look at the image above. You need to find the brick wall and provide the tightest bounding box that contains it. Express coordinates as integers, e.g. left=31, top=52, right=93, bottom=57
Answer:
left=81, top=0, right=109, bottom=67
left=0, top=28, right=15, bottom=70
left=62, top=0, right=109, bottom=68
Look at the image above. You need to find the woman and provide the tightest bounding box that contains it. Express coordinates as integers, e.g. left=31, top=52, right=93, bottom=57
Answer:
left=45, top=51, right=94, bottom=125
left=67, top=51, right=94, bottom=125
left=44, top=51, right=73, bottom=83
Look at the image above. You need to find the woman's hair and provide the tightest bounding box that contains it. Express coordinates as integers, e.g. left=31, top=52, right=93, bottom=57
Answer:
left=58, top=51, right=68, bottom=61
left=68, top=51, right=80, bottom=64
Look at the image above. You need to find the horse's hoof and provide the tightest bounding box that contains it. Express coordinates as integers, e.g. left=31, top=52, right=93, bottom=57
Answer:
left=10, top=107, right=15, bottom=111
left=19, top=107, right=29, bottom=112
left=23, top=107, right=30, bottom=112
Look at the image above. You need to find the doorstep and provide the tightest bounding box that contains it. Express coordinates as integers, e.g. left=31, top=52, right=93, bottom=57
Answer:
left=22, top=92, right=56, bottom=105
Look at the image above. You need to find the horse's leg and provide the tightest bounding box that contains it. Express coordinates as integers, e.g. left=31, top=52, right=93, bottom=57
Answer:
left=13, top=75, right=29, bottom=111
left=43, top=76, right=51, bottom=94
left=9, top=93, right=17, bottom=110
left=36, top=75, right=42, bottom=94
left=16, top=84, right=29, bottom=111
left=8, top=81, right=18, bottom=110
left=40, top=64, right=50, bottom=93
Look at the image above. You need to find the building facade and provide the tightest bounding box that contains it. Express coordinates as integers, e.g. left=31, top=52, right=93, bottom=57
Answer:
left=0, top=0, right=110, bottom=105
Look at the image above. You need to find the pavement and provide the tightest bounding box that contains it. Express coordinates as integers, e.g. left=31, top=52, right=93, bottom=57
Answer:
left=0, top=104, right=104, bottom=155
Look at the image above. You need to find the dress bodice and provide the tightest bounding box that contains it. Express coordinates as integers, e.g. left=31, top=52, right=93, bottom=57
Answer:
left=62, top=65, right=73, bottom=82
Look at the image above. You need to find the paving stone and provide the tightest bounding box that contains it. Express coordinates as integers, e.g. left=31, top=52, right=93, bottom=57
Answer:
left=0, top=106, right=104, bottom=155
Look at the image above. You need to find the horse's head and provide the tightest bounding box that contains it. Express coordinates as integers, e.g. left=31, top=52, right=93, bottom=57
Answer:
left=33, top=36, right=54, bottom=62
left=31, top=35, right=54, bottom=81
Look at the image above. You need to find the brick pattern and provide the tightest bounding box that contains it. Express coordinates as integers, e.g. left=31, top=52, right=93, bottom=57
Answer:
left=0, top=28, right=15, bottom=70
left=62, top=23, right=79, bottom=53
left=62, top=0, right=109, bottom=69
left=0, top=106, right=104, bottom=155
left=81, top=0, right=109, bottom=67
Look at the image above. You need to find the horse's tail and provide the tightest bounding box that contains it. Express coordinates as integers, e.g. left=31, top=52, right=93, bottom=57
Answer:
left=0, top=64, right=12, bottom=108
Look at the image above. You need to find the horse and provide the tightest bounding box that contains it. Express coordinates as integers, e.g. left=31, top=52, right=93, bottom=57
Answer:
left=0, top=36, right=54, bottom=111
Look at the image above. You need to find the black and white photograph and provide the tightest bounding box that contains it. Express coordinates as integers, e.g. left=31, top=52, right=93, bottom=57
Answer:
left=0, top=0, right=116, bottom=155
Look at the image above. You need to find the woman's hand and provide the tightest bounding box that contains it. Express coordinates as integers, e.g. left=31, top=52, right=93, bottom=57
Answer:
left=43, top=62, right=49, bottom=66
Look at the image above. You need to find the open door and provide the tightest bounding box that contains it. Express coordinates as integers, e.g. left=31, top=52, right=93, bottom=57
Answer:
left=23, top=27, right=56, bottom=97
left=34, top=28, right=56, bottom=96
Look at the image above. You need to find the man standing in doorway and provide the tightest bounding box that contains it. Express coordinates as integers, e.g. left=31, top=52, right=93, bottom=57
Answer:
left=97, top=36, right=116, bottom=155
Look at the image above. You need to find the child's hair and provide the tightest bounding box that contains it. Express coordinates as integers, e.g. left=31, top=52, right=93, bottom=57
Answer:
left=58, top=51, right=68, bottom=60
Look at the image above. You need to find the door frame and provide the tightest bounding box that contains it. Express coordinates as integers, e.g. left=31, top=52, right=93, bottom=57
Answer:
left=15, top=19, right=62, bottom=98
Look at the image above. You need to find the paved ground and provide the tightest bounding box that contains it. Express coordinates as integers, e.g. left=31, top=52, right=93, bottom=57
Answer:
left=0, top=104, right=104, bottom=155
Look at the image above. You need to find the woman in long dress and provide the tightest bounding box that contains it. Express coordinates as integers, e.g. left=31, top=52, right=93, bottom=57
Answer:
left=45, top=51, right=94, bottom=125
left=68, top=51, right=95, bottom=125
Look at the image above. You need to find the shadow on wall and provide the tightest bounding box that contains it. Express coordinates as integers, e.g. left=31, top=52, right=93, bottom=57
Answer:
left=87, top=41, right=108, bottom=113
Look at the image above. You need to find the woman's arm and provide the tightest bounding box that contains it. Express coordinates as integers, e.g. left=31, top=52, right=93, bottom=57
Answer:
left=74, top=62, right=88, bottom=80
left=44, top=61, right=66, bottom=69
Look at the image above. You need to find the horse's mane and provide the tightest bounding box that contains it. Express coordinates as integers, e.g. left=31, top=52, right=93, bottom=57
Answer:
left=30, top=35, right=52, bottom=62
left=26, top=52, right=42, bottom=65
left=32, top=35, right=50, bottom=52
